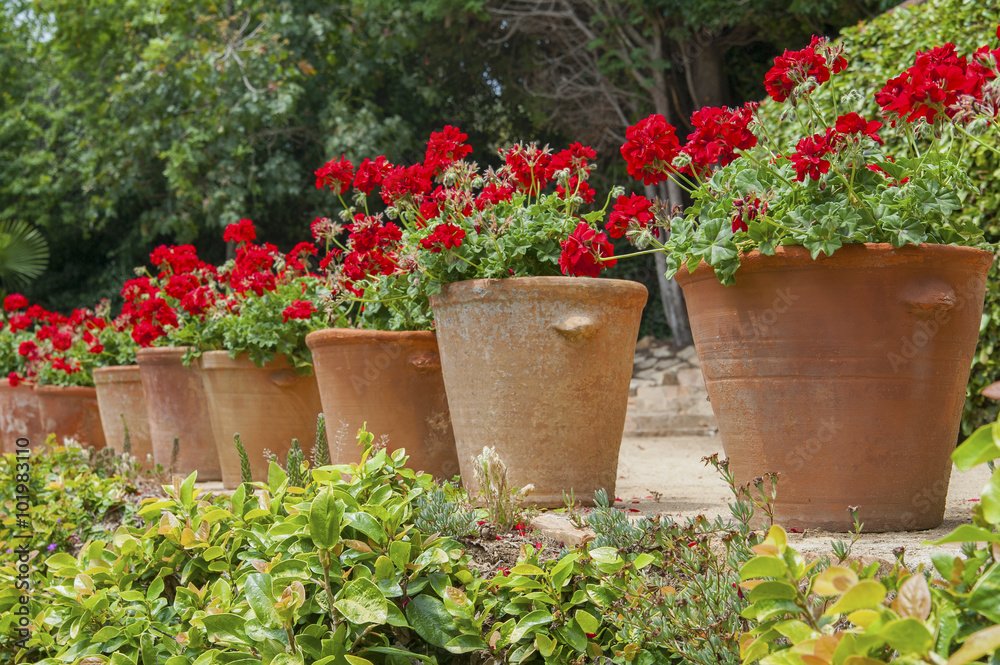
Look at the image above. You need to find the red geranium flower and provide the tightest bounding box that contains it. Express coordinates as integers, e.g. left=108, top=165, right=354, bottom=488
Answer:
left=420, top=223, right=466, bottom=253
left=621, top=114, right=681, bottom=186
left=475, top=183, right=515, bottom=210
left=425, top=126, right=472, bottom=174
left=763, top=36, right=843, bottom=103
left=556, top=176, right=596, bottom=204
left=834, top=112, right=884, bottom=144
left=547, top=142, right=597, bottom=179
left=18, top=340, right=38, bottom=359
left=8, top=372, right=21, bottom=387
left=315, top=155, right=355, bottom=194
left=8, top=315, right=31, bottom=332
left=606, top=194, right=654, bottom=239
left=789, top=129, right=837, bottom=182
left=500, top=144, right=552, bottom=195
left=559, top=222, right=616, bottom=277
left=3, top=293, right=28, bottom=311
left=353, top=156, right=392, bottom=195
left=131, top=320, right=166, bottom=347
left=380, top=164, right=434, bottom=206
left=282, top=300, right=316, bottom=322
left=223, top=219, right=257, bottom=244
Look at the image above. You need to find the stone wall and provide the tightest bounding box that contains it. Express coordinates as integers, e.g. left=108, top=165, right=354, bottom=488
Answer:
left=624, top=337, right=717, bottom=436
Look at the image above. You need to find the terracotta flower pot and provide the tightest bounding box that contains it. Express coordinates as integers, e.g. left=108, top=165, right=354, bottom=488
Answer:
left=199, top=351, right=323, bottom=489
left=136, top=347, right=222, bottom=480
left=429, top=276, right=647, bottom=507
left=0, top=383, right=45, bottom=453
left=34, top=385, right=106, bottom=449
left=306, top=328, right=460, bottom=478
left=675, top=243, right=993, bottom=531
left=93, top=365, right=154, bottom=468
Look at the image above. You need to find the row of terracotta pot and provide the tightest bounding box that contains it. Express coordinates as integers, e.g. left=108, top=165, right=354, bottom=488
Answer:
left=0, top=278, right=648, bottom=504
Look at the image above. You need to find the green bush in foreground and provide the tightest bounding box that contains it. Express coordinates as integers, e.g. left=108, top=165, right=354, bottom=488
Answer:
left=0, top=426, right=771, bottom=665
left=739, top=419, right=1000, bottom=664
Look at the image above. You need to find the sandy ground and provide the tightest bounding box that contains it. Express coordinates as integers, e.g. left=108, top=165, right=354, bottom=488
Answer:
left=614, top=434, right=993, bottom=566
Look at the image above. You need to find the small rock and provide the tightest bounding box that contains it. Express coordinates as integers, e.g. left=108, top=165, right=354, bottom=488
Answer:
left=629, top=377, right=655, bottom=396
left=677, top=346, right=698, bottom=361
left=676, top=368, right=706, bottom=390
left=635, top=335, right=654, bottom=351
left=636, top=385, right=681, bottom=411
left=634, top=355, right=657, bottom=371
left=654, top=358, right=682, bottom=373
left=530, top=513, right=595, bottom=548
left=687, top=355, right=701, bottom=367
left=634, top=367, right=661, bottom=381
left=651, top=347, right=673, bottom=359
left=656, top=370, right=679, bottom=386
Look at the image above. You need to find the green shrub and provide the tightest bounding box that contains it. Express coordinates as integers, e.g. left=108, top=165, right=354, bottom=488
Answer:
left=757, top=0, right=1000, bottom=434
left=0, top=428, right=770, bottom=664
left=738, top=415, right=1000, bottom=664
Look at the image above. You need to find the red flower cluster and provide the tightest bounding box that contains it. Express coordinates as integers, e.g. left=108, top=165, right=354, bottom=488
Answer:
left=876, top=41, right=998, bottom=124
left=315, top=155, right=355, bottom=194
left=559, top=222, right=616, bottom=277
left=424, top=126, right=473, bottom=174
left=4, top=294, right=28, bottom=311
left=620, top=114, right=681, bottom=186
left=223, top=219, right=257, bottom=244
left=681, top=103, right=759, bottom=176
left=500, top=143, right=553, bottom=195
left=764, top=36, right=847, bottom=103
left=281, top=300, right=316, bottom=322
left=419, top=223, right=466, bottom=252
left=354, top=156, right=392, bottom=195
left=730, top=195, right=768, bottom=233
left=606, top=194, right=654, bottom=239
left=787, top=113, right=884, bottom=182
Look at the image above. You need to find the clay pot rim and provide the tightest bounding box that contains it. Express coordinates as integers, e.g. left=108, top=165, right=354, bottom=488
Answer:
left=676, top=243, right=995, bottom=287
left=199, top=350, right=295, bottom=371
left=34, top=384, right=97, bottom=396
left=136, top=346, right=191, bottom=365
left=306, top=328, right=435, bottom=349
left=93, top=365, right=142, bottom=384
left=429, top=276, right=648, bottom=307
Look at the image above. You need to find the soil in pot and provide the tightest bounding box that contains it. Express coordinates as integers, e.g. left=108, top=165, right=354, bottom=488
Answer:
left=429, top=276, right=647, bottom=507
left=137, top=347, right=222, bottom=480
left=306, top=328, right=460, bottom=479
left=199, top=351, right=323, bottom=489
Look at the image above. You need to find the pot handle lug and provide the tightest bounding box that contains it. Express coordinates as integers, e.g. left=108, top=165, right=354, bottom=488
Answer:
left=552, top=315, right=599, bottom=342
left=270, top=369, right=300, bottom=387
left=901, top=278, right=956, bottom=314
left=408, top=351, right=441, bottom=372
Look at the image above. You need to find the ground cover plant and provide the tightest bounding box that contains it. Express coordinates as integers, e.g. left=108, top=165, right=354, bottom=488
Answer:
left=0, top=424, right=777, bottom=665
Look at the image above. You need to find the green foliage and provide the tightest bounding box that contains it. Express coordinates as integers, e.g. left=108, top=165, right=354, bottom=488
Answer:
left=0, top=437, right=138, bottom=558
left=313, top=413, right=331, bottom=468
left=755, top=0, right=1000, bottom=434
left=233, top=433, right=253, bottom=488
left=0, top=220, right=48, bottom=292
left=739, top=416, right=1000, bottom=664
left=414, top=484, right=480, bottom=539
left=0, top=423, right=772, bottom=665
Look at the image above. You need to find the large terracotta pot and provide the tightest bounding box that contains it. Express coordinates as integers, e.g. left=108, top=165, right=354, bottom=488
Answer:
left=306, top=328, right=460, bottom=479
left=34, top=385, right=106, bottom=449
left=199, top=351, right=323, bottom=489
left=0, top=383, right=45, bottom=453
left=137, top=347, right=222, bottom=480
left=429, top=276, right=647, bottom=507
left=675, top=243, right=993, bottom=532
left=93, top=365, right=154, bottom=468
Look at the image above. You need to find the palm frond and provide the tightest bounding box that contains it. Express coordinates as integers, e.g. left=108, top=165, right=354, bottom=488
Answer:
left=0, top=220, right=49, bottom=289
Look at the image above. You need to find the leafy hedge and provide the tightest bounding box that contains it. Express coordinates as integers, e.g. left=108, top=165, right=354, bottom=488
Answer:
left=757, top=0, right=1000, bottom=434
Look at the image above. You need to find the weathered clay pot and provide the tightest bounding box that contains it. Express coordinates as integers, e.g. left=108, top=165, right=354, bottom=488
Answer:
left=675, top=243, right=993, bottom=532
left=93, top=365, right=154, bottom=468
left=34, top=385, right=106, bottom=449
left=136, top=347, right=222, bottom=480
left=0, top=383, right=45, bottom=453
left=429, top=277, right=647, bottom=507
left=306, top=328, right=460, bottom=478
left=199, top=351, right=322, bottom=489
